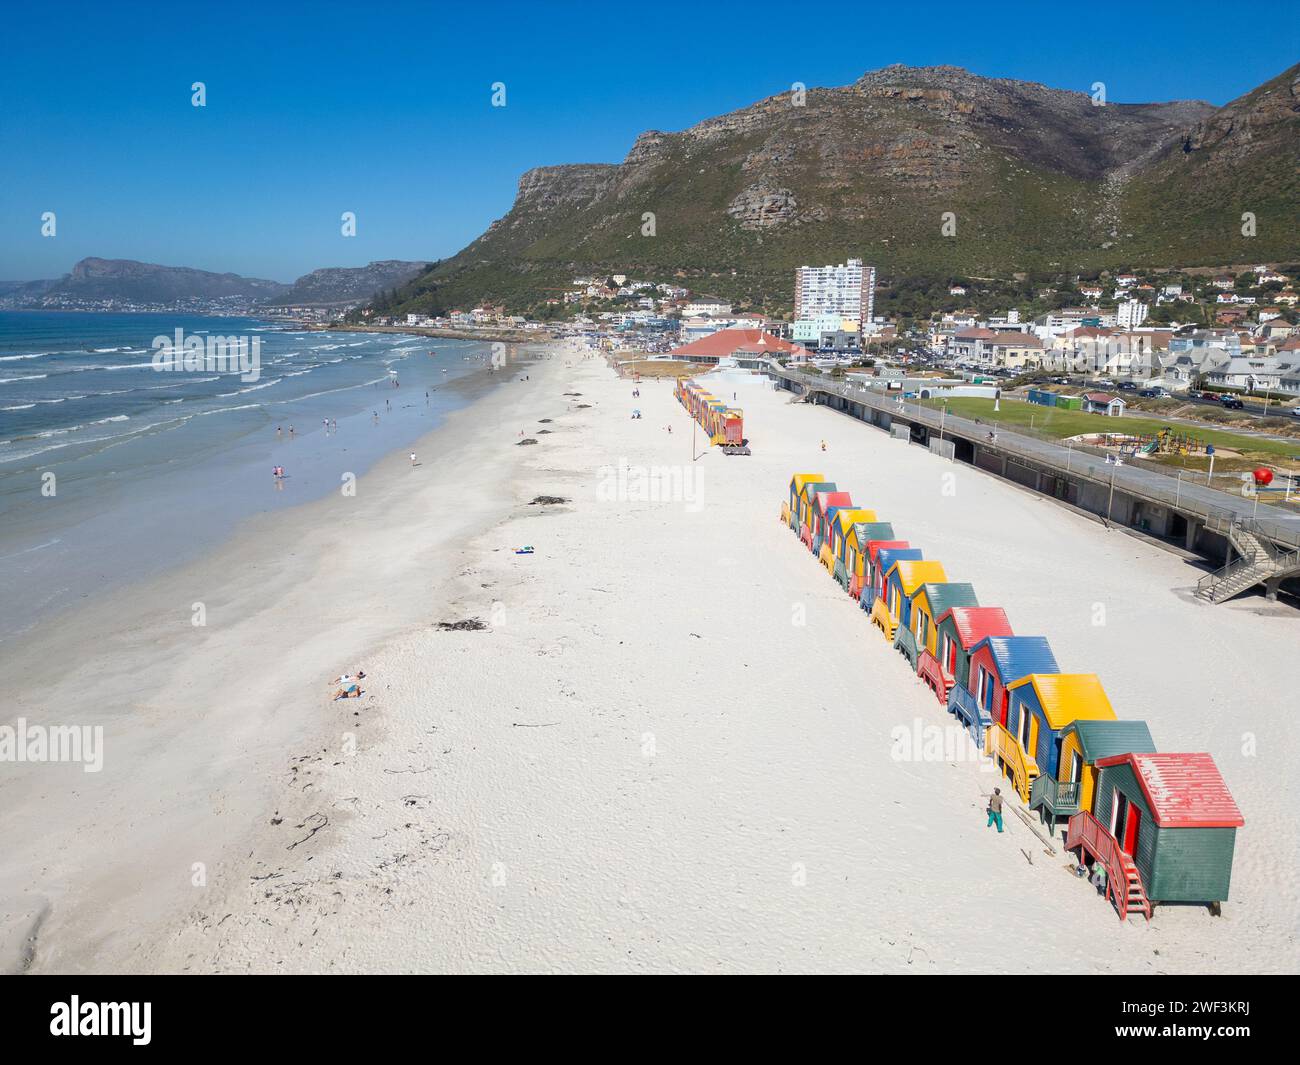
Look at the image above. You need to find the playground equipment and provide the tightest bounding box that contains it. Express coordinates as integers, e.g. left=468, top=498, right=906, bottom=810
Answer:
left=1121, top=426, right=1208, bottom=458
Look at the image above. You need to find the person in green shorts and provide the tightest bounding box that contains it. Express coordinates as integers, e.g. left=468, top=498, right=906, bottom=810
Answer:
left=986, top=788, right=1004, bottom=833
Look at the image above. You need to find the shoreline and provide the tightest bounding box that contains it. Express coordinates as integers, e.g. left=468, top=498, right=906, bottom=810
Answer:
left=0, top=344, right=573, bottom=973
left=306, top=323, right=551, bottom=345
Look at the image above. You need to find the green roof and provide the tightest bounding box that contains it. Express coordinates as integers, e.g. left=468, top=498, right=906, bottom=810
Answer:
left=917, top=582, right=979, bottom=616
left=1068, top=719, right=1157, bottom=762
left=853, top=521, right=895, bottom=546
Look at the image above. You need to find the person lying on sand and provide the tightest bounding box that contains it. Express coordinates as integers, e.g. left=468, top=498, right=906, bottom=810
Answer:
left=333, top=683, right=362, bottom=700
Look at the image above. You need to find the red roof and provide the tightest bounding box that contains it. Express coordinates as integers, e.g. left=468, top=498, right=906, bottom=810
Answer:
left=670, top=329, right=807, bottom=358
left=1095, top=753, right=1244, bottom=828
left=937, top=606, right=1014, bottom=648
left=867, top=539, right=908, bottom=562
left=1084, top=392, right=1120, bottom=403
left=815, top=491, right=852, bottom=514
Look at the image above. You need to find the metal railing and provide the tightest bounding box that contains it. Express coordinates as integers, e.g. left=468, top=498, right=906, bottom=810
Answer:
left=1030, top=773, right=1081, bottom=815
left=764, top=362, right=1300, bottom=553
left=1195, top=519, right=1300, bottom=599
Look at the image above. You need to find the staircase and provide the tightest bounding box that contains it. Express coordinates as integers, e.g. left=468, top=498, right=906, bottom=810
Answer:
left=917, top=650, right=952, bottom=705
left=947, top=683, right=990, bottom=746
left=1066, top=812, right=1152, bottom=921
left=1197, top=520, right=1300, bottom=604
left=894, top=624, right=920, bottom=670
left=870, top=598, right=897, bottom=641
left=984, top=724, right=1039, bottom=803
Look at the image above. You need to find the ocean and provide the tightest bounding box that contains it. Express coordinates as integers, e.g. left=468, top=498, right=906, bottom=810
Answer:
left=0, top=311, right=526, bottom=641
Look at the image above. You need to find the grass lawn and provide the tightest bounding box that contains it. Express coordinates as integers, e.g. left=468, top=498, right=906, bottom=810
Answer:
left=920, top=397, right=1300, bottom=462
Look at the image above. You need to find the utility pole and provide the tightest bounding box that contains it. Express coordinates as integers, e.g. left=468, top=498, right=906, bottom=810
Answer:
left=1107, top=465, right=1117, bottom=523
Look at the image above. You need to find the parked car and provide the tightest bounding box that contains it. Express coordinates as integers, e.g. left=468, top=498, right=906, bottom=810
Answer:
left=1220, top=396, right=1245, bottom=410
left=1290, top=406, right=1300, bottom=417
left=1118, top=381, right=1139, bottom=391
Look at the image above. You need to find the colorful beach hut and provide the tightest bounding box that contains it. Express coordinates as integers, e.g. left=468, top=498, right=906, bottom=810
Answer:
left=885, top=560, right=947, bottom=633
left=909, top=583, right=980, bottom=660
left=1031, top=719, right=1156, bottom=829
left=897, top=581, right=978, bottom=671
left=867, top=545, right=920, bottom=628
left=830, top=508, right=877, bottom=567
left=789, top=474, right=825, bottom=530
left=811, top=490, right=852, bottom=554
left=862, top=541, right=911, bottom=610
left=1068, top=753, right=1243, bottom=919
left=959, top=635, right=1059, bottom=751
left=997, top=673, right=1116, bottom=802
left=848, top=522, right=895, bottom=599
left=926, top=607, right=1013, bottom=708
left=796, top=481, right=835, bottom=548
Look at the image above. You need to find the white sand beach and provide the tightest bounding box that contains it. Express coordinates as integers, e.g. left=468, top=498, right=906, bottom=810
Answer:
left=3, top=346, right=1297, bottom=974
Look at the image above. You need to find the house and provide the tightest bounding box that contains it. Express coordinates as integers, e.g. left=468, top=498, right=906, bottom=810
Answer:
left=1083, top=392, right=1125, bottom=416
left=787, top=473, right=824, bottom=523
left=925, top=606, right=1014, bottom=713
left=884, top=560, right=947, bottom=636
left=1202, top=357, right=1282, bottom=392
left=1070, top=752, right=1244, bottom=919
left=1001, top=674, right=1116, bottom=802
left=847, top=522, right=895, bottom=599
left=670, top=328, right=807, bottom=366
left=965, top=635, right=1060, bottom=742
left=862, top=542, right=915, bottom=614
left=902, top=582, right=979, bottom=673
left=1031, top=719, right=1158, bottom=830
left=867, top=548, right=924, bottom=638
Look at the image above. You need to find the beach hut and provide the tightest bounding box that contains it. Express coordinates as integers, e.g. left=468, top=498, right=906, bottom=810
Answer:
left=1027, top=388, right=1057, bottom=407
left=959, top=635, right=1059, bottom=751
left=866, top=544, right=919, bottom=621
left=908, top=583, right=980, bottom=661
left=848, top=521, right=895, bottom=598
left=830, top=508, right=877, bottom=568
left=797, top=481, right=835, bottom=548
left=885, top=560, right=946, bottom=631
left=878, top=560, right=946, bottom=646
left=812, top=490, right=852, bottom=553
left=997, top=673, right=1116, bottom=802
left=789, top=473, right=825, bottom=525
left=1068, top=753, right=1243, bottom=919
left=1031, top=719, right=1156, bottom=829
left=926, top=607, right=1013, bottom=708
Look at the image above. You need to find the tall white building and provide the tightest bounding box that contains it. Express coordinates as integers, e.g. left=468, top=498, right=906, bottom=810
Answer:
left=1116, top=299, right=1149, bottom=330
left=794, top=258, right=875, bottom=325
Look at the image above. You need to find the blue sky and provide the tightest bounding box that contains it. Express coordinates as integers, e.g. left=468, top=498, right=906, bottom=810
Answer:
left=1, top=0, right=1294, bottom=282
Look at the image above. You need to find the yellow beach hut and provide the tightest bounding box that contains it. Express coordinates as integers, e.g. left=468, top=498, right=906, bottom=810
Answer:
left=996, top=673, right=1116, bottom=802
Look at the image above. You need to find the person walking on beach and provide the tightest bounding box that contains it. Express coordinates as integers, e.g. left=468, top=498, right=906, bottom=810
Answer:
left=986, top=788, right=1004, bottom=833
left=409, top=452, right=417, bottom=467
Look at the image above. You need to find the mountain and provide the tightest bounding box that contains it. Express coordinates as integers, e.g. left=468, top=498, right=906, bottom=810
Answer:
left=266, top=260, right=432, bottom=307
left=46, top=258, right=289, bottom=303
left=376, top=63, right=1299, bottom=316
